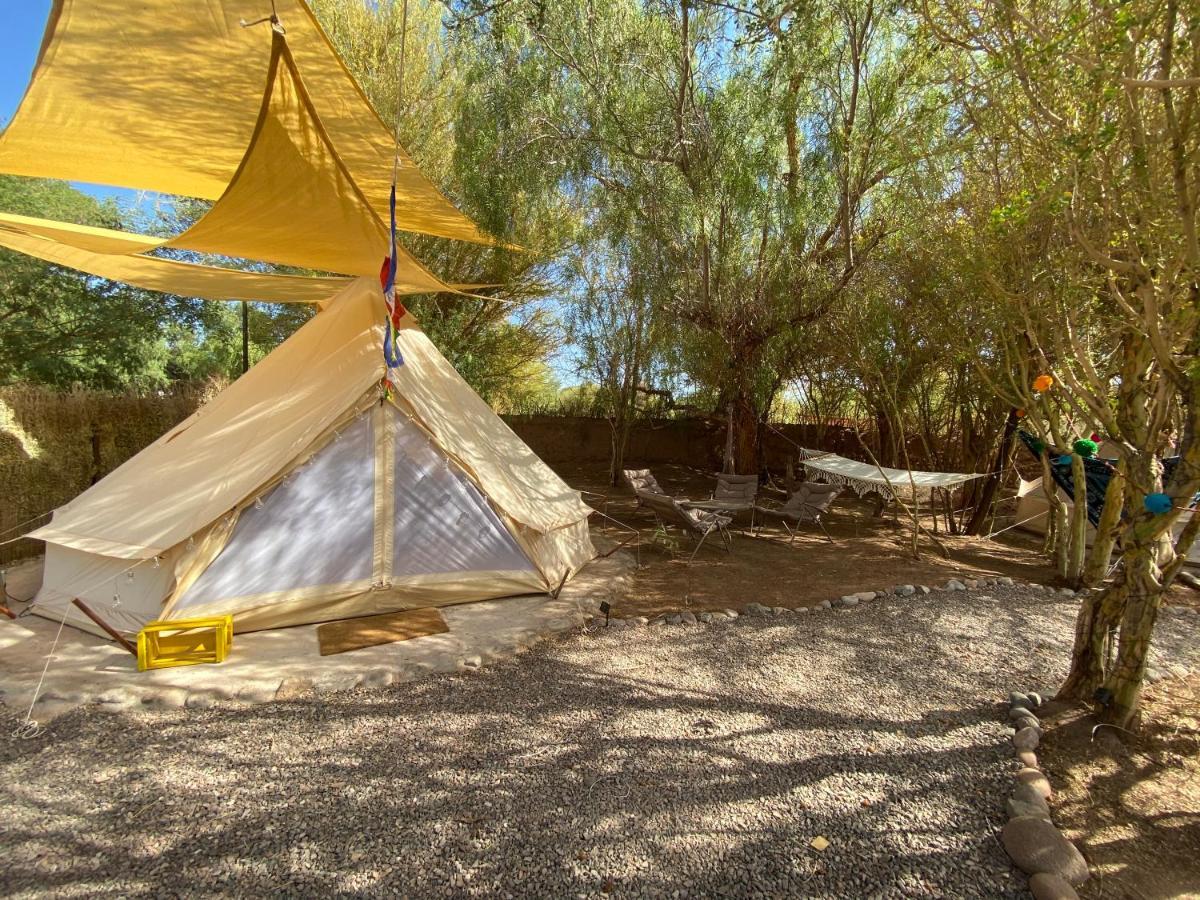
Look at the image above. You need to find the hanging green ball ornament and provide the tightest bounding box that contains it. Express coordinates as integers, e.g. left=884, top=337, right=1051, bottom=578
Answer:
left=1072, top=439, right=1098, bottom=458
left=1144, top=493, right=1172, bottom=515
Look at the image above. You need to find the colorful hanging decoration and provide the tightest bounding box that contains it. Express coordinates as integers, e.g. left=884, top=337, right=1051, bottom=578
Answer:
left=1072, top=439, right=1098, bottom=458
left=380, top=184, right=406, bottom=388
left=1144, top=492, right=1172, bottom=515
left=1057, top=454, right=1073, bottom=466
left=1032, top=374, right=1054, bottom=393
left=1015, top=408, right=1026, bottom=419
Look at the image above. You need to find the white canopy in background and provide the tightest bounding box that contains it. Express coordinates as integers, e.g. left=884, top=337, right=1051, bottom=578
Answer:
left=798, top=449, right=985, bottom=502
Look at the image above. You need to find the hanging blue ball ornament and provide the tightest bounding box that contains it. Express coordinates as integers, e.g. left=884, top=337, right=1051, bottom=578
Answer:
left=1144, top=493, right=1172, bottom=515
left=1057, top=454, right=1073, bottom=466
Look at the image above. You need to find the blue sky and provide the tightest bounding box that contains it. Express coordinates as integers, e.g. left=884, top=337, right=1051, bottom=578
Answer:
left=0, top=4, right=48, bottom=122
left=1, top=1, right=138, bottom=206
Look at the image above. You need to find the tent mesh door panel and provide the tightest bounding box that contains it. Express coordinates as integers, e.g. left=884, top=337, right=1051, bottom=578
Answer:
left=174, top=410, right=376, bottom=610
left=389, top=404, right=534, bottom=578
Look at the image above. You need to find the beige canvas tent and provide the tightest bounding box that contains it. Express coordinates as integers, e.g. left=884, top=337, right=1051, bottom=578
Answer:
left=2, top=0, right=595, bottom=637
left=29, top=276, right=594, bottom=636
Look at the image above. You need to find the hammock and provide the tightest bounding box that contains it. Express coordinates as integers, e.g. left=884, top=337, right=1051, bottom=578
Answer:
left=1016, top=430, right=1185, bottom=527
left=798, top=449, right=985, bottom=502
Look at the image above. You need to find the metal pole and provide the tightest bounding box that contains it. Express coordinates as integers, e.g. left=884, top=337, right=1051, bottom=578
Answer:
left=241, top=300, right=249, bottom=374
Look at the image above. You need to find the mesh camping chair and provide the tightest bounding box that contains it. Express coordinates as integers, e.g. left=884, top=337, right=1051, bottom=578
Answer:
left=623, top=468, right=666, bottom=507
left=637, top=489, right=733, bottom=561
left=753, top=482, right=841, bottom=544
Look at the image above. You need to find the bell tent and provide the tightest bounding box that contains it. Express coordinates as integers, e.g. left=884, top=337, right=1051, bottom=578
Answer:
left=28, top=277, right=594, bottom=636
left=1, top=0, right=595, bottom=637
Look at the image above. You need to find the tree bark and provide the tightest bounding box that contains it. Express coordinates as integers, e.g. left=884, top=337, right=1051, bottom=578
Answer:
left=1101, top=538, right=1161, bottom=728
left=966, top=409, right=1018, bottom=535
left=1083, top=458, right=1125, bottom=587
left=1067, top=453, right=1089, bottom=586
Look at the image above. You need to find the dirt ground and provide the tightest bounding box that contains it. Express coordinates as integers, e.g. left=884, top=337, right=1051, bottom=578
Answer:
left=1036, top=676, right=1200, bottom=898
left=563, top=462, right=1148, bottom=618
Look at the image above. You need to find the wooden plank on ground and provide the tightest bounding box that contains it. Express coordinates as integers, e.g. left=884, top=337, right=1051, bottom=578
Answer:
left=317, top=607, right=449, bottom=656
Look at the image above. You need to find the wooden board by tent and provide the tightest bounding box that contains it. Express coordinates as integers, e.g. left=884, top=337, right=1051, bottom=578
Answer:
left=316, top=607, right=448, bottom=655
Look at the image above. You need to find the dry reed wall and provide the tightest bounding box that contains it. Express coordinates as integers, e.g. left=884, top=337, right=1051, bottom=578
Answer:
left=0, top=384, right=214, bottom=565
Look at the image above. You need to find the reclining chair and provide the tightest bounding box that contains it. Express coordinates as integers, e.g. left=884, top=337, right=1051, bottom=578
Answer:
left=636, top=489, right=733, bottom=561
left=753, top=482, right=841, bottom=544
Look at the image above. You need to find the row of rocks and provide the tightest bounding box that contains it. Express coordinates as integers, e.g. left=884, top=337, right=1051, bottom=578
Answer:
left=998, top=689, right=1088, bottom=899
left=606, top=575, right=1025, bottom=627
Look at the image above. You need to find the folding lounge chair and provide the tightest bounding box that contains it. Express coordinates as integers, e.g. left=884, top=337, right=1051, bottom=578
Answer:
left=753, top=482, right=841, bottom=543
left=623, top=468, right=666, bottom=507
left=637, top=489, right=733, bottom=561
left=683, top=472, right=760, bottom=529
left=715, top=473, right=758, bottom=507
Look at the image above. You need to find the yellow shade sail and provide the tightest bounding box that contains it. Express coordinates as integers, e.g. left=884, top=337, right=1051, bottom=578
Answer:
left=159, top=34, right=390, bottom=276
left=0, top=0, right=494, bottom=246
left=0, top=225, right=351, bottom=304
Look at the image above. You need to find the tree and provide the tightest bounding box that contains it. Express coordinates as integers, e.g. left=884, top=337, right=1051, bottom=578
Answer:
left=0, top=176, right=179, bottom=388
left=928, top=0, right=1200, bottom=728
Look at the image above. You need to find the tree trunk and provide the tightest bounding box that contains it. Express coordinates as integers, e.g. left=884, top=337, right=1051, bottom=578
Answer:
left=1101, top=538, right=1161, bottom=728
left=730, top=391, right=760, bottom=476
left=1038, top=449, right=1064, bottom=561
left=1067, top=453, right=1088, bottom=586
left=966, top=409, right=1018, bottom=535
left=875, top=408, right=893, bottom=466
left=1058, top=575, right=1126, bottom=701
left=1083, top=458, right=1125, bottom=587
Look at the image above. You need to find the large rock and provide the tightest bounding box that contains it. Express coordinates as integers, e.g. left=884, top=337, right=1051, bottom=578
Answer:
left=817, top=599, right=833, bottom=610
left=1001, top=817, right=1089, bottom=885
left=1007, top=783, right=1051, bottom=820
left=1014, top=726, right=1041, bottom=751
left=679, top=611, right=698, bottom=625
left=1009, top=705, right=1038, bottom=721
left=894, top=584, right=916, bottom=597
left=1009, top=691, right=1034, bottom=710
left=1017, top=750, right=1039, bottom=768
left=744, top=603, right=772, bottom=617
left=945, top=579, right=967, bottom=591
left=1016, top=767, right=1053, bottom=799
left=1029, top=872, right=1080, bottom=900
left=837, top=596, right=860, bottom=608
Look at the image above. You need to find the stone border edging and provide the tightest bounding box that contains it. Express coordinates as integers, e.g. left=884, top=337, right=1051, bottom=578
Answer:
left=996, top=691, right=1089, bottom=898
left=601, top=574, right=1019, bottom=628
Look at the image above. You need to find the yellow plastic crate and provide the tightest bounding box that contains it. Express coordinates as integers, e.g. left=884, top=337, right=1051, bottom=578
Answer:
left=137, top=615, right=233, bottom=671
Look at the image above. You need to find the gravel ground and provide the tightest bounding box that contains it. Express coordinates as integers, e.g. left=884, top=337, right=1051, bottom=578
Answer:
left=2, top=584, right=1197, bottom=899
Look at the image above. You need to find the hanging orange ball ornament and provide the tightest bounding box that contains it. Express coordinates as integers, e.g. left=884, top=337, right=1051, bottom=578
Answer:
left=1032, top=374, right=1054, bottom=393
left=1015, top=409, right=1026, bottom=419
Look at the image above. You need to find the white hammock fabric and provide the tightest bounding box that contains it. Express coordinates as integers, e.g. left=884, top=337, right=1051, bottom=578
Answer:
left=798, top=449, right=985, bottom=502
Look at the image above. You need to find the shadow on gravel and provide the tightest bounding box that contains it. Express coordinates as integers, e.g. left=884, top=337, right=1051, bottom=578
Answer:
left=0, top=617, right=1031, bottom=898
